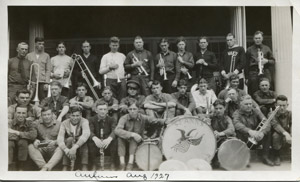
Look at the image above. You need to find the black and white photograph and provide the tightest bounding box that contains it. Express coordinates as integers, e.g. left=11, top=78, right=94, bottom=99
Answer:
left=0, top=0, right=299, bottom=181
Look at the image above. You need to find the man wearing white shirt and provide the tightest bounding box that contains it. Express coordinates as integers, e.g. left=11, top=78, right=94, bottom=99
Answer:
left=99, top=37, right=126, bottom=101
left=192, top=78, right=217, bottom=115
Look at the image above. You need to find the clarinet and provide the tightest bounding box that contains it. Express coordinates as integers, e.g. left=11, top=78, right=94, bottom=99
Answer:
left=99, top=128, right=105, bottom=171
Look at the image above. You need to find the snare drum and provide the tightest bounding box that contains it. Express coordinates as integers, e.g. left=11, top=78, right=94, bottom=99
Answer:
left=162, top=116, right=216, bottom=162
left=135, top=142, right=163, bottom=171
left=217, top=138, right=250, bottom=170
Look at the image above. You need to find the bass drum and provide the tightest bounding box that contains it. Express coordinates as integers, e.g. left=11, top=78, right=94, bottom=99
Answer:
left=135, top=142, right=163, bottom=171
left=162, top=116, right=216, bottom=162
left=217, top=138, right=250, bottom=170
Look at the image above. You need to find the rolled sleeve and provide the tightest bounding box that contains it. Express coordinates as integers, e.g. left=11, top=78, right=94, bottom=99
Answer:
left=76, top=119, right=90, bottom=147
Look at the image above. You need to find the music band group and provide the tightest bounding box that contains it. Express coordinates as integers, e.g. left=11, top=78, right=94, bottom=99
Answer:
left=7, top=31, right=292, bottom=171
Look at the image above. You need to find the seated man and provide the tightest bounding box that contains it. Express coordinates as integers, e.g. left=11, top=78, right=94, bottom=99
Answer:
left=40, top=80, right=69, bottom=122
left=28, top=107, right=64, bottom=171
left=93, top=86, right=119, bottom=122
left=253, top=78, right=277, bottom=117
left=57, top=106, right=90, bottom=171
left=144, top=80, right=176, bottom=137
left=233, top=95, right=274, bottom=166
left=119, top=79, right=146, bottom=115
left=171, top=79, right=195, bottom=116
left=271, top=95, right=292, bottom=166
left=191, top=78, right=217, bottom=115
left=115, top=99, right=166, bottom=171
left=9, top=105, right=37, bottom=171
left=218, top=73, right=246, bottom=100
left=88, top=101, right=117, bottom=171
left=8, top=89, right=41, bottom=124
left=69, top=82, right=94, bottom=119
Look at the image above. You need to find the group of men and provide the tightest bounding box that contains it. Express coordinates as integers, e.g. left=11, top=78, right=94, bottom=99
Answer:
left=7, top=31, right=291, bottom=171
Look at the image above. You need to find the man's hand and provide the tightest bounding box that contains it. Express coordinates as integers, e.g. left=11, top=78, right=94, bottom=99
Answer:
left=283, top=132, right=292, bottom=144
left=245, top=79, right=248, bottom=85
left=225, top=97, right=231, bottom=103
left=64, top=148, right=70, bottom=155
left=172, top=80, right=178, bottom=87
left=254, top=131, right=264, bottom=141
left=196, top=59, right=205, bottom=65
left=102, top=137, right=113, bottom=149
left=177, top=56, right=184, bottom=64
left=48, top=140, right=56, bottom=148
left=33, top=139, right=41, bottom=148
left=223, top=73, right=229, bottom=79
left=248, top=130, right=257, bottom=138
left=8, top=128, right=20, bottom=136
left=180, top=67, right=188, bottom=75
left=93, top=137, right=103, bottom=148
left=131, top=133, right=142, bottom=143
left=109, top=63, right=119, bottom=70
left=261, top=58, right=268, bottom=65
left=148, top=81, right=153, bottom=88
left=43, top=84, right=49, bottom=91
left=69, top=145, right=78, bottom=160
left=156, top=61, right=165, bottom=68
left=119, top=105, right=128, bottom=113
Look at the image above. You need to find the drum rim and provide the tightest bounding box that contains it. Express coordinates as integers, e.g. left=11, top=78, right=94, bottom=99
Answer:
left=135, top=142, right=163, bottom=171
left=162, top=116, right=217, bottom=161
left=217, top=138, right=250, bottom=171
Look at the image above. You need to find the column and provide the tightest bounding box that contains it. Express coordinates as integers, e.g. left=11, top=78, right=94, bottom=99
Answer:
left=29, top=19, right=44, bottom=52
left=230, top=7, right=247, bottom=50
left=271, top=7, right=292, bottom=104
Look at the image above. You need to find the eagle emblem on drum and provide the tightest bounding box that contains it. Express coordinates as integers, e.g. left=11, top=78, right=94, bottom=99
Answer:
left=171, top=129, right=204, bottom=153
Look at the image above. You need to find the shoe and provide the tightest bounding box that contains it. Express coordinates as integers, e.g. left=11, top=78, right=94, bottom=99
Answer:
left=274, top=156, right=281, bottom=166
left=62, top=165, right=69, bottom=171
left=246, top=164, right=251, bottom=168
left=126, top=163, right=134, bottom=171
left=262, top=157, right=274, bottom=166
left=110, top=164, right=116, bottom=171
left=119, top=163, right=126, bottom=171
left=81, top=164, right=89, bottom=171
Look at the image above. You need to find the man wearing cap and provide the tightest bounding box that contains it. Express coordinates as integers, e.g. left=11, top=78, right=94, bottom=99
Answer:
left=119, top=79, right=146, bottom=115
left=124, top=36, right=154, bottom=96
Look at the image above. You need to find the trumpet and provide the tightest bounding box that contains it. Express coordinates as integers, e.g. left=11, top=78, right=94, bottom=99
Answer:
left=47, top=79, right=52, bottom=97
left=257, top=48, right=264, bottom=75
left=70, top=54, right=101, bottom=100
left=177, top=53, right=192, bottom=80
left=247, top=106, right=280, bottom=149
left=115, top=70, right=121, bottom=83
left=205, top=96, right=211, bottom=115
left=225, top=53, right=236, bottom=89
left=28, top=63, right=40, bottom=105
left=132, top=53, right=149, bottom=76
left=103, top=74, right=107, bottom=87
left=159, top=54, right=168, bottom=80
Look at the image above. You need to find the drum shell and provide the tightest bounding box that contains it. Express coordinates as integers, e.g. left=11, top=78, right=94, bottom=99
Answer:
left=217, top=138, right=250, bottom=170
left=135, top=142, right=163, bottom=171
left=162, top=116, right=216, bottom=162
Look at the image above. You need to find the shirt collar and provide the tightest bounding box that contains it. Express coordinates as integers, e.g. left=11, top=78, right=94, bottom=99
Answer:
left=177, top=51, right=186, bottom=56
left=240, top=109, right=253, bottom=116
left=161, top=51, right=169, bottom=56
left=40, top=117, right=56, bottom=127
left=135, top=49, right=144, bottom=53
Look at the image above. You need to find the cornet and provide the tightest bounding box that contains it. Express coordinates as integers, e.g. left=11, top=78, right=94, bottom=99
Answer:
left=132, top=53, right=149, bottom=76
left=205, top=96, right=211, bottom=115
left=178, top=53, right=192, bottom=80
left=47, top=79, right=52, bottom=97
left=159, top=54, right=168, bottom=80
left=28, top=63, right=40, bottom=105
left=257, top=48, right=264, bottom=75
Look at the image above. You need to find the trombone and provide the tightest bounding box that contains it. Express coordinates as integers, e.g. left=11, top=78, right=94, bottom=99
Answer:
left=27, top=63, right=40, bottom=105
left=132, top=53, right=149, bottom=76
left=159, top=54, right=168, bottom=80
left=70, top=54, right=101, bottom=100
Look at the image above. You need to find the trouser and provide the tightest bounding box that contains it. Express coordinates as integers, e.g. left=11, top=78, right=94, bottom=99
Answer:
left=159, top=73, right=177, bottom=94
left=145, top=108, right=175, bottom=137
left=117, top=137, right=138, bottom=156
left=247, top=69, right=272, bottom=97
left=237, top=131, right=272, bottom=158
left=88, top=138, right=117, bottom=165
left=28, top=144, right=64, bottom=170
left=260, top=105, right=275, bottom=117
left=272, top=131, right=290, bottom=150
left=62, top=137, right=89, bottom=166
left=106, top=78, right=127, bottom=101
left=130, top=75, right=151, bottom=96
left=8, top=84, right=27, bottom=106
left=9, top=139, right=29, bottom=164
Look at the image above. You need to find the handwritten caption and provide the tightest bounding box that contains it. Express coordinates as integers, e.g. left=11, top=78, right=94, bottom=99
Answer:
left=75, top=171, right=170, bottom=181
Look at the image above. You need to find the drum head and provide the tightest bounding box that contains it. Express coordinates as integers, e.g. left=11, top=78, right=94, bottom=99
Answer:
left=186, top=158, right=212, bottom=171
left=218, top=139, right=250, bottom=170
left=162, top=116, right=216, bottom=162
left=159, top=160, right=188, bottom=171
left=135, top=143, right=163, bottom=171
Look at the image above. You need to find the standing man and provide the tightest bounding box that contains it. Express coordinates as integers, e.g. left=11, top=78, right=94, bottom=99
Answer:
left=124, top=36, right=154, bottom=96
left=26, top=37, right=51, bottom=101
left=72, top=40, right=101, bottom=98
left=155, top=38, right=178, bottom=93
left=194, top=37, right=218, bottom=93
left=220, top=33, right=246, bottom=90
left=233, top=95, right=274, bottom=166
left=57, top=106, right=90, bottom=171
left=40, top=81, right=69, bottom=123
left=50, top=41, right=73, bottom=97
left=175, top=36, right=195, bottom=91
left=99, top=36, right=126, bottom=101
left=245, top=31, right=275, bottom=96
left=88, top=101, right=117, bottom=171
left=28, top=107, right=64, bottom=171
left=8, top=106, right=37, bottom=171
left=8, top=42, right=32, bottom=106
